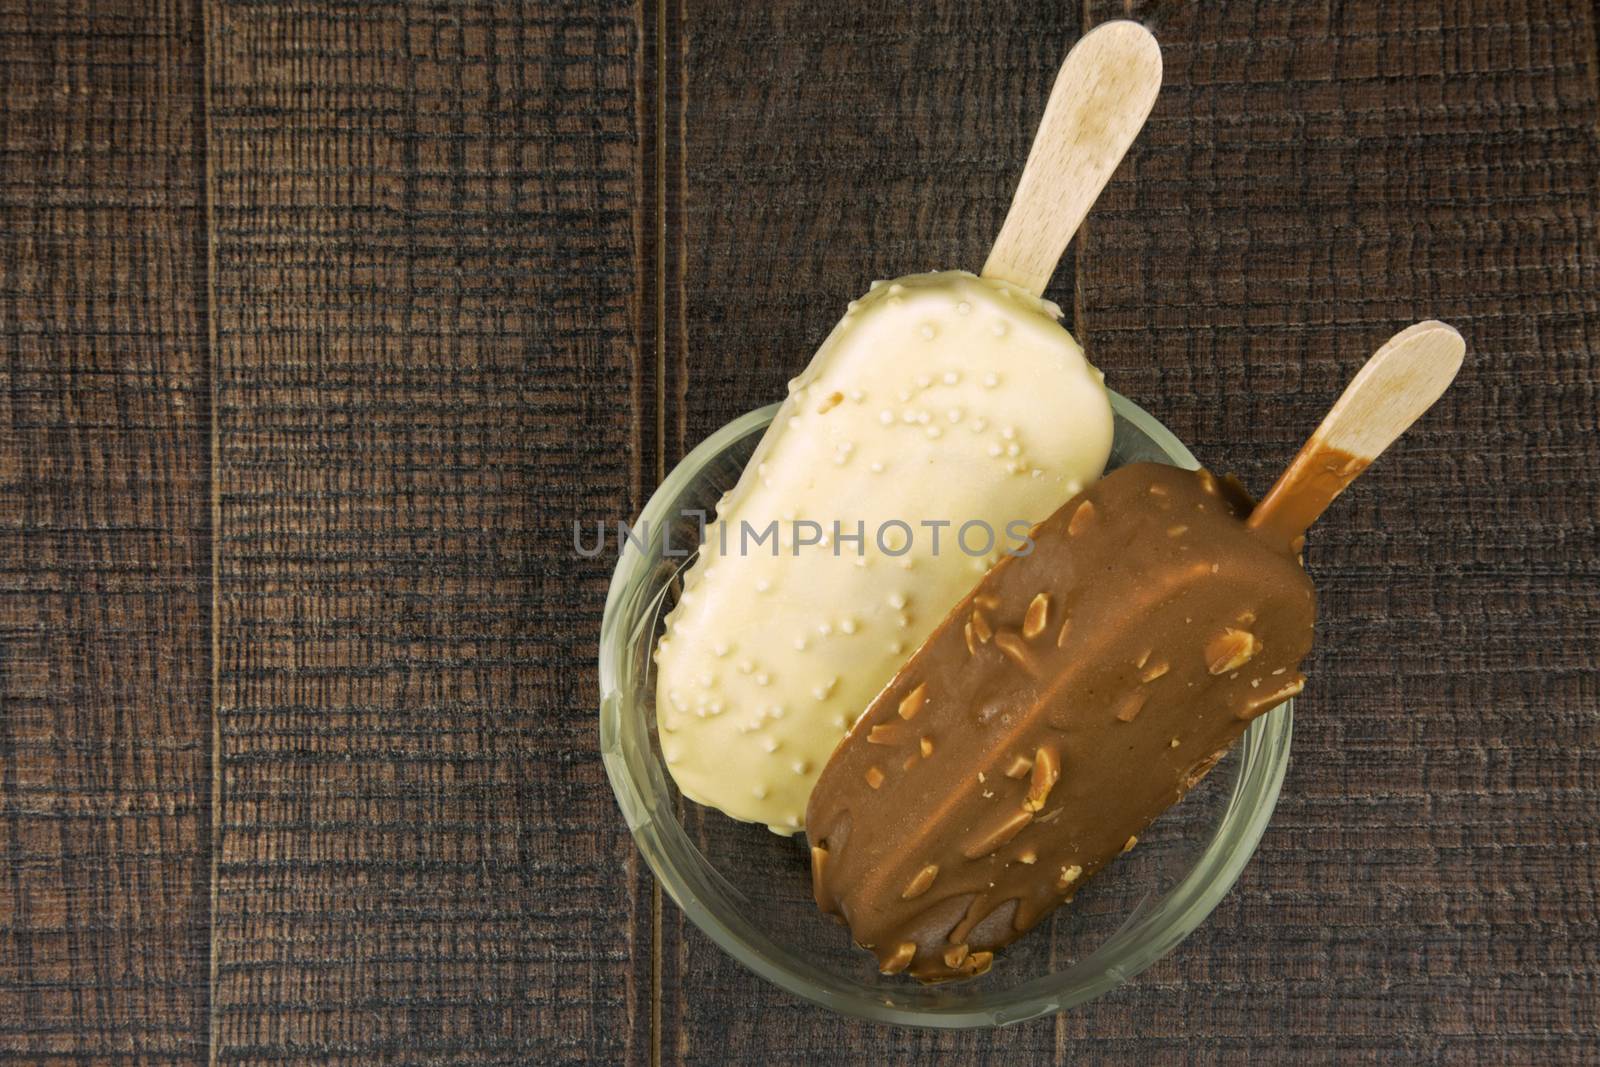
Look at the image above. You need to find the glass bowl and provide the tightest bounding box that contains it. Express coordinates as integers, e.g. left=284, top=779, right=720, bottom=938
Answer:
left=599, top=392, right=1293, bottom=1028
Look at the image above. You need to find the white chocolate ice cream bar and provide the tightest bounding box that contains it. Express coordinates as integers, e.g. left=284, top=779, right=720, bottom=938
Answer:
left=655, top=271, right=1112, bottom=833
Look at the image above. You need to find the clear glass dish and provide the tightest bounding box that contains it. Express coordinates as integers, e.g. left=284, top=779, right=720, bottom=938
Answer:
left=599, top=391, right=1293, bottom=1028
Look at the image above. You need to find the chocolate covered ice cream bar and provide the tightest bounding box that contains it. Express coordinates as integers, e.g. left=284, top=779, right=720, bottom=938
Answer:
left=806, top=321, right=1465, bottom=981
left=805, top=462, right=1313, bottom=980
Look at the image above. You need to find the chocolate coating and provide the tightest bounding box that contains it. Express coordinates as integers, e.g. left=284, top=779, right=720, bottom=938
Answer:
left=805, top=463, right=1316, bottom=981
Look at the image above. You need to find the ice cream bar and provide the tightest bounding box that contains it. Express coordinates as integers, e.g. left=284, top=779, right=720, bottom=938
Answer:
left=804, top=462, right=1313, bottom=979
left=655, top=271, right=1113, bottom=832
left=806, top=321, right=1464, bottom=980
left=652, top=22, right=1163, bottom=834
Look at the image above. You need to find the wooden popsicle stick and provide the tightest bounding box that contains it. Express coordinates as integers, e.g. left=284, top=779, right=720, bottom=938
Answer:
left=981, top=21, right=1162, bottom=296
left=1247, top=321, right=1466, bottom=548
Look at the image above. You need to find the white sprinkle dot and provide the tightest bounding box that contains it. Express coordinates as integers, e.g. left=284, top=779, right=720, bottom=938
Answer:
left=987, top=443, right=1003, bottom=457
left=879, top=410, right=894, bottom=425
left=916, top=411, right=931, bottom=425
left=848, top=389, right=864, bottom=402
left=755, top=578, right=770, bottom=593
left=925, top=425, right=942, bottom=439
left=840, top=618, right=858, bottom=634
left=753, top=785, right=768, bottom=799
left=817, top=622, right=832, bottom=636
left=983, top=372, right=1000, bottom=388
left=888, top=283, right=904, bottom=295
left=947, top=408, right=963, bottom=423
left=990, top=321, right=1008, bottom=338
left=888, top=593, right=906, bottom=609
left=956, top=301, right=971, bottom=315
left=1006, top=443, right=1020, bottom=457
left=919, top=324, right=936, bottom=341
left=711, top=641, right=729, bottom=657
left=869, top=461, right=885, bottom=473
left=1001, top=425, right=1016, bottom=440
left=754, top=673, right=770, bottom=686
left=793, top=636, right=808, bottom=651
left=762, top=737, right=779, bottom=753
left=915, top=373, right=931, bottom=388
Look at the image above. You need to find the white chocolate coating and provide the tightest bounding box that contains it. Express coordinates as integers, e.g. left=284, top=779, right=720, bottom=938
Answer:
left=655, top=271, right=1112, bottom=833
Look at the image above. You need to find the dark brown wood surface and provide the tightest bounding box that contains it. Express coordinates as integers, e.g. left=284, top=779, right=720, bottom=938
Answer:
left=0, top=2, right=212, bottom=1063
left=2, top=0, right=1597, bottom=1063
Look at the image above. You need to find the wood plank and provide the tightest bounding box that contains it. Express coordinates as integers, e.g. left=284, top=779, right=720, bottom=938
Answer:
left=1061, top=0, right=1600, bottom=1061
left=204, top=3, right=651, bottom=1063
left=0, top=1, right=212, bottom=1063
left=661, top=2, right=1083, bottom=1059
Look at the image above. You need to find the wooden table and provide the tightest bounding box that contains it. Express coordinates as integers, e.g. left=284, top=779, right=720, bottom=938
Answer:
left=2, top=1, right=1596, bottom=1063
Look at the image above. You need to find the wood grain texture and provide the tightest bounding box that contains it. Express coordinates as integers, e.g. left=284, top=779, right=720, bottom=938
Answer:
left=663, top=0, right=1600, bottom=1062
left=204, top=3, right=650, bottom=1063
left=0, top=1, right=212, bottom=1063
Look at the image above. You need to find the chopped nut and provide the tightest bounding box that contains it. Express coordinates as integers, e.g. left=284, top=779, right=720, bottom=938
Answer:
left=1056, top=618, right=1072, bottom=648
left=970, top=609, right=993, bottom=643
left=1170, top=737, right=1181, bottom=748
left=964, top=620, right=977, bottom=656
left=1114, top=691, right=1148, bottom=722
left=1057, top=863, right=1083, bottom=889
left=901, top=864, right=939, bottom=900
left=1238, top=674, right=1305, bottom=720
left=1206, top=628, right=1261, bottom=674
left=974, top=593, right=1001, bottom=612
left=1003, top=753, right=1033, bottom=779
left=1134, top=648, right=1151, bottom=669
left=903, top=752, right=919, bottom=771
left=993, top=630, right=1039, bottom=675
left=898, top=683, right=927, bottom=720
left=1167, top=524, right=1188, bottom=537
left=1018, top=849, right=1037, bottom=865
left=1141, top=661, right=1170, bottom=682
left=1024, top=746, right=1060, bottom=812
left=961, top=808, right=1033, bottom=859
left=1122, top=835, right=1138, bottom=854
left=865, top=766, right=885, bottom=790
left=880, top=941, right=917, bottom=975
left=943, top=944, right=970, bottom=969
left=1067, top=499, right=1096, bottom=536
left=810, top=845, right=832, bottom=910
left=1183, top=748, right=1227, bottom=791
left=867, top=722, right=902, bottom=745
left=816, top=391, right=844, bottom=413
left=919, top=736, right=934, bottom=758
left=1023, top=593, right=1050, bottom=639
left=965, top=951, right=994, bottom=976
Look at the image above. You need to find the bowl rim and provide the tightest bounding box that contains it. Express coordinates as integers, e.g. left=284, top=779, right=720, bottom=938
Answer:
left=599, top=391, right=1294, bottom=1028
